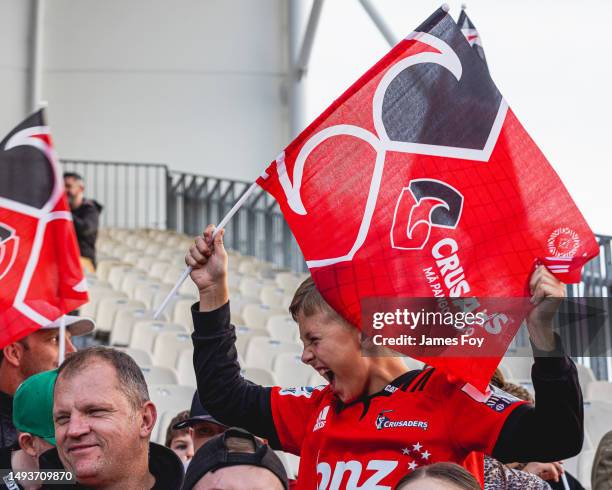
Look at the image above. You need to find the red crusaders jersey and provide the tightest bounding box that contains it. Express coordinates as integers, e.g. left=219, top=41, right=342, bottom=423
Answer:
left=271, top=368, right=526, bottom=489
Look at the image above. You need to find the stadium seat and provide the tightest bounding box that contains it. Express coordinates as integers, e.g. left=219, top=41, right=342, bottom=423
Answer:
left=154, top=411, right=174, bottom=445
left=178, top=277, right=199, bottom=297
left=176, top=348, right=196, bottom=388
left=79, top=288, right=127, bottom=321
left=244, top=338, right=302, bottom=371
left=240, top=367, right=276, bottom=386
left=308, top=371, right=328, bottom=387
left=149, top=261, right=174, bottom=281
left=152, top=292, right=193, bottom=322
left=228, top=292, right=260, bottom=316
left=110, top=308, right=158, bottom=346
left=576, top=364, right=597, bottom=392
left=266, top=315, right=299, bottom=342
left=239, top=276, right=274, bottom=298
left=275, top=451, right=299, bottom=479
left=133, top=282, right=172, bottom=309
left=234, top=328, right=269, bottom=359
left=242, top=304, right=286, bottom=329
left=172, top=298, right=198, bottom=330
left=141, top=365, right=178, bottom=385
left=107, top=264, right=140, bottom=291
left=152, top=331, right=193, bottom=370
left=120, top=270, right=152, bottom=298
left=273, top=353, right=312, bottom=387
left=260, top=285, right=286, bottom=308
left=96, top=259, right=127, bottom=281
left=148, top=384, right=194, bottom=416
left=117, top=347, right=153, bottom=367
left=162, top=266, right=186, bottom=285
left=135, top=255, right=158, bottom=272
left=130, top=320, right=188, bottom=353
left=499, top=356, right=532, bottom=383
left=584, top=401, right=612, bottom=453
left=585, top=380, right=612, bottom=402
left=96, top=298, right=146, bottom=334
left=149, top=384, right=194, bottom=443
left=275, top=272, right=303, bottom=293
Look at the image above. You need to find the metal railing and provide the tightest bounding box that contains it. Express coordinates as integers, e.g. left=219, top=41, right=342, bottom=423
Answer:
left=62, top=159, right=168, bottom=230
left=166, top=171, right=306, bottom=271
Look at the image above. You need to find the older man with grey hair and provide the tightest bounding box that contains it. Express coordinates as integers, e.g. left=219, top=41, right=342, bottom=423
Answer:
left=39, top=346, right=184, bottom=489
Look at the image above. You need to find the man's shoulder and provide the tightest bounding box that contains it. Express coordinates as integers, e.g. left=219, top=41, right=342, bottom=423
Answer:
left=79, top=199, right=102, bottom=213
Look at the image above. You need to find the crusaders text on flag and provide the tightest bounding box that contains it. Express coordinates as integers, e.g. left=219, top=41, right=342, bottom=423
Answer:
left=256, top=7, right=598, bottom=390
left=0, top=110, right=89, bottom=348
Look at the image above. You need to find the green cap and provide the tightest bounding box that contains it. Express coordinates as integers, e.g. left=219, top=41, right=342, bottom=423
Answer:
left=13, top=369, right=58, bottom=445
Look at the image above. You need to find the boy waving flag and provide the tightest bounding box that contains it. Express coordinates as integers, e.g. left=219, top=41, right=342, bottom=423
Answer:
left=255, top=6, right=598, bottom=389
left=0, top=110, right=88, bottom=348
left=188, top=7, right=590, bottom=488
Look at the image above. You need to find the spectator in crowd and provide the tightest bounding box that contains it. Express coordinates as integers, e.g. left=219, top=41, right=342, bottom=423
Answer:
left=39, top=347, right=183, bottom=489
left=484, top=455, right=551, bottom=489
left=165, top=410, right=195, bottom=466
left=395, top=462, right=480, bottom=489
left=172, top=392, right=227, bottom=454
left=592, top=430, right=612, bottom=490
left=0, top=316, right=94, bottom=447
left=498, top=382, right=583, bottom=490
left=182, top=427, right=288, bottom=490
left=63, top=172, right=102, bottom=271
left=186, top=225, right=584, bottom=488
left=0, top=370, right=57, bottom=490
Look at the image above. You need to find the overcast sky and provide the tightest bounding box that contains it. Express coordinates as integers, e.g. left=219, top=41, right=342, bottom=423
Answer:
left=303, top=0, right=612, bottom=236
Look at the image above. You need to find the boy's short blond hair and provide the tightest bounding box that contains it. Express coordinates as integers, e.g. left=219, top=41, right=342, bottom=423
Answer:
left=289, top=277, right=338, bottom=321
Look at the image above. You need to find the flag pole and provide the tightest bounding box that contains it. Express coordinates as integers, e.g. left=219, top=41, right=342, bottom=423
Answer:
left=58, top=315, right=66, bottom=365
left=153, top=181, right=261, bottom=319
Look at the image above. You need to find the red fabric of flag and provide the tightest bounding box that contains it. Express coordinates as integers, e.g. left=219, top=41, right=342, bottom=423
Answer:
left=257, top=8, right=598, bottom=390
left=0, top=110, right=89, bottom=348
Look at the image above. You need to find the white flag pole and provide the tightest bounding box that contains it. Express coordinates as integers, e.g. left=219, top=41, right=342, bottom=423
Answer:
left=561, top=473, right=570, bottom=490
left=153, top=181, right=261, bottom=320
left=58, top=315, right=66, bottom=365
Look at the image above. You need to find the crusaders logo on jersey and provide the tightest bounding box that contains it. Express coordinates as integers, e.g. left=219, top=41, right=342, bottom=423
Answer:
left=375, top=409, right=429, bottom=431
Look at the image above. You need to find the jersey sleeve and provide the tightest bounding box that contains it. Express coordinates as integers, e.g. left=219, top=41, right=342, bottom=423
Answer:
left=448, top=382, right=528, bottom=455
left=270, top=385, right=328, bottom=455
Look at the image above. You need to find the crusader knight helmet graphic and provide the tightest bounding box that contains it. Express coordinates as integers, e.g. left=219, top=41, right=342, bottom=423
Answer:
left=0, top=223, right=19, bottom=280
left=391, top=179, right=464, bottom=250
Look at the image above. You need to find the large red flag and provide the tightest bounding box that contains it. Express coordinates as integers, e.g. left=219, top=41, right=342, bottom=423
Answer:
left=257, top=7, right=599, bottom=390
left=0, top=110, right=89, bottom=347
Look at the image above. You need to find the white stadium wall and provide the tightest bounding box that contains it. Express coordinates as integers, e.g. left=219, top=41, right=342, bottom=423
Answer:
left=0, top=0, right=32, bottom=134
left=41, top=0, right=290, bottom=181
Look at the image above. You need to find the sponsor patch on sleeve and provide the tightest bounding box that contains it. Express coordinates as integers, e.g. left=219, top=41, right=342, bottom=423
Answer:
left=278, top=386, right=324, bottom=398
left=461, top=383, right=521, bottom=412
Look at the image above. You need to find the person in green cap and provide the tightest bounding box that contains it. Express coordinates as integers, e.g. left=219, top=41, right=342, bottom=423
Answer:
left=0, top=369, right=58, bottom=490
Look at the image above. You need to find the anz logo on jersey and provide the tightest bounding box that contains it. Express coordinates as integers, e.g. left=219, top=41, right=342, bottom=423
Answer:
left=317, top=460, right=398, bottom=490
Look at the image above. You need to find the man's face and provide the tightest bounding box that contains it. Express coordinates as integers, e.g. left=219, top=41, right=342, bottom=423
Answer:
left=63, top=177, right=83, bottom=206
left=299, top=310, right=370, bottom=403
left=190, top=421, right=226, bottom=453
left=193, top=465, right=284, bottom=490
left=53, top=360, right=152, bottom=486
left=19, top=328, right=76, bottom=378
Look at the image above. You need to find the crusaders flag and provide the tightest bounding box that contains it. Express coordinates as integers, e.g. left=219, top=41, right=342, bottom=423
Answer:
left=457, top=6, right=487, bottom=67
left=0, top=110, right=88, bottom=348
left=257, top=7, right=599, bottom=390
